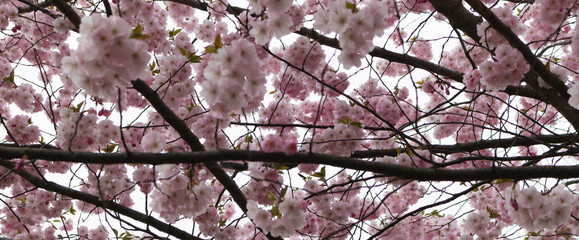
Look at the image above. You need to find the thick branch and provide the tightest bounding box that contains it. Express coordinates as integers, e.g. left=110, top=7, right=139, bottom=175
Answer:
left=463, top=0, right=579, bottom=131
left=131, top=79, right=283, bottom=240
left=131, top=79, right=249, bottom=214
left=2, top=148, right=579, bottom=181
left=0, top=161, right=201, bottom=240
left=352, top=133, right=578, bottom=158
left=428, top=0, right=482, bottom=42
left=50, top=0, right=81, bottom=29
left=17, top=0, right=59, bottom=18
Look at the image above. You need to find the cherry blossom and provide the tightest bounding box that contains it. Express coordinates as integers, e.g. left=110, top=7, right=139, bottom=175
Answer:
left=0, top=0, right=578, bottom=239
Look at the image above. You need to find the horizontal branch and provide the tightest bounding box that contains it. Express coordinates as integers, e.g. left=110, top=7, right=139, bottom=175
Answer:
left=0, top=161, right=201, bottom=240
left=2, top=147, right=578, bottom=181
left=352, top=133, right=578, bottom=158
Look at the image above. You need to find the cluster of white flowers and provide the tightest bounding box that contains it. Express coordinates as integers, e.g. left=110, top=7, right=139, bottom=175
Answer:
left=201, top=39, right=267, bottom=119
left=246, top=198, right=306, bottom=237
left=313, top=0, right=390, bottom=68
left=506, top=185, right=575, bottom=232
left=61, top=15, right=150, bottom=100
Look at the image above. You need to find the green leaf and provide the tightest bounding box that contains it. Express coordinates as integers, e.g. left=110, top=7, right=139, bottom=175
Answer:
left=425, top=209, right=444, bottom=217
left=351, top=121, right=363, bottom=128
left=129, top=24, right=148, bottom=39
left=495, top=179, right=512, bottom=184
left=189, top=55, right=202, bottom=63
left=169, top=28, right=182, bottom=39
left=113, top=228, right=119, bottom=236
left=270, top=204, right=281, bottom=218
left=345, top=1, right=357, bottom=12
left=71, top=102, right=83, bottom=113
left=280, top=187, right=288, bottom=199
left=214, top=34, right=222, bottom=49
left=3, top=71, right=14, bottom=84
left=69, top=206, right=76, bottom=215
left=205, top=45, right=218, bottom=53
left=486, top=206, right=500, bottom=218
left=266, top=190, right=278, bottom=204
left=219, top=218, right=226, bottom=227
left=103, top=144, right=118, bottom=153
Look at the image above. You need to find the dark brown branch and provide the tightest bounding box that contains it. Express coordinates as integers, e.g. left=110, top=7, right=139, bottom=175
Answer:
left=2, top=147, right=579, bottom=181
left=129, top=80, right=290, bottom=240
left=17, top=0, right=56, bottom=13
left=369, top=180, right=490, bottom=239
left=428, top=0, right=482, bottom=42
left=17, top=0, right=59, bottom=18
left=164, top=0, right=545, bottom=102
left=131, top=79, right=249, bottom=212
left=465, top=0, right=567, bottom=93
left=0, top=161, right=201, bottom=240
left=50, top=0, right=81, bottom=29
left=463, top=0, right=579, bottom=131
left=352, top=133, right=578, bottom=158
left=131, top=80, right=205, bottom=151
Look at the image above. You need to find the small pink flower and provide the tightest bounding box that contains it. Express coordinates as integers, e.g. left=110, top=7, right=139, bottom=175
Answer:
left=261, top=134, right=283, bottom=153
left=282, top=138, right=297, bottom=156
left=510, top=199, right=519, bottom=211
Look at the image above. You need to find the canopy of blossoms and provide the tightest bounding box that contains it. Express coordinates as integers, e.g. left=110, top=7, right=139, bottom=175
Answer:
left=0, top=0, right=578, bottom=239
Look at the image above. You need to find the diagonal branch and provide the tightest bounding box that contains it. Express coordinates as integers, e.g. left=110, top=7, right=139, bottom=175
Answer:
left=463, top=0, right=579, bottom=131
left=428, top=0, right=482, bottom=42
left=0, top=160, right=201, bottom=240
left=50, top=0, right=81, bottom=29
left=131, top=79, right=248, bottom=211
left=130, top=80, right=288, bottom=240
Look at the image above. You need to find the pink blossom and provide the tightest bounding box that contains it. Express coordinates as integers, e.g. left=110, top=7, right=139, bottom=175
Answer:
left=141, top=130, right=166, bottom=153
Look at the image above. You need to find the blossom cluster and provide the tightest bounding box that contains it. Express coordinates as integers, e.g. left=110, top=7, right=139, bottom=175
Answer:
left=477, top=6, right=525, bottom=49
left=261, top=134, right=297, bottom=155
left=0, top=83, right=43, bottom=113
left=0, top=3, right=16, bottom=30
left=201, top=38, right=267, bottom=119
left=149, top=165, right=214, bottom=223
left=477, top=44, right=529, bottom=91
left=311, top=123, right=365, bottom=155
left=246, top=198, right=306, bottom=237
left=61, top=15, right=150, bottom=100
left=248, top=0, right=302, bottom=45
left=5, top=115, right=40, bottom=145
left=313, top=0, right=391, bottom=68
left=506, top=185, right=576, bottom=232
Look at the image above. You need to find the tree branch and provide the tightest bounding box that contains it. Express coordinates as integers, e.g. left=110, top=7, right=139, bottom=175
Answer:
left=428, top=0, right=482, bottom=42
left=130, top=80, right=283, bottom=240
left=463, top=0, right=579, bottom=131
left=2, top=147, right=579, bottom=181
left=50, top=0, right=81, bottom=29
left=352, top=133, right=578, bottom=158
left=131, top=79, right=247, bottom=210
left=0, top=161, right=201, bottom=240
